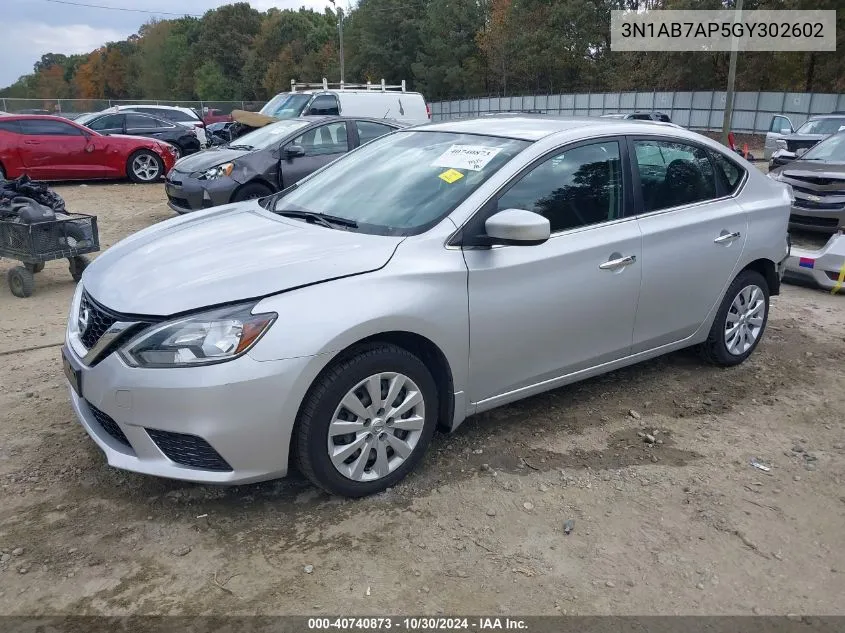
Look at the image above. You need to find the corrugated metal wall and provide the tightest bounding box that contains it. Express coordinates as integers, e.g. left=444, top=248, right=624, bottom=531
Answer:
left=430, top=91, right=845, bottom=133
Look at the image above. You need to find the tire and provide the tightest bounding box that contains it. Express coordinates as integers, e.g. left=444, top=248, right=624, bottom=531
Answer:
left=0, top=163, right=6, bottom=181
left=169, top=144, right=182, bottom=160
left=231, top=182, right=273, bottom=203
left=68, top=255, right=90, bottom=282
left=126, top=150, right=164, bottom=183
left=25, top=262, right=45, bottom=273
left=8, top=266, right=35, bottom=298
left=700, top=269, right=769, bottom=367
left=296, top=343, right=439, bottom=497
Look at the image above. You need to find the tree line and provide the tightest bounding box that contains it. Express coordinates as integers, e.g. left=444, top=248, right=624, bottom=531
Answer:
left=2, top=0, right=843, bottom=106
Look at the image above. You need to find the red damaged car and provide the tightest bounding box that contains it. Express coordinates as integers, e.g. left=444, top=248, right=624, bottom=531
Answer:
left=0, top=115, right=176, bottom=183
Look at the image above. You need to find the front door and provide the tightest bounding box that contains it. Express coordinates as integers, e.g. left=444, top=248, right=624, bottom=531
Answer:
left=629, top=137, right=747, bottom=352
left=463, top=139, right=642, bottom=405
left=765, top=115, right=793, bottom=161
left=17, top=118, right=103, bottom=179
left=279, top=121, right=350, bottom=187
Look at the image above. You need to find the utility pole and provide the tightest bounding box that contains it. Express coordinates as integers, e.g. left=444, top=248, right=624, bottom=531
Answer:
left=329, top=0, right=345, bottom=83
left=720, top=0, right=744, bottom=146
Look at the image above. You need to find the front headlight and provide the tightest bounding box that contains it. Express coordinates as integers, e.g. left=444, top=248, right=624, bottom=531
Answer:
left=201, top=162, right=234, bottom=180
left=776, top=139, right=787, bottom=150
left=768, top=170, right=783, bottom=181
left=119, top=303, right=276, bottom=368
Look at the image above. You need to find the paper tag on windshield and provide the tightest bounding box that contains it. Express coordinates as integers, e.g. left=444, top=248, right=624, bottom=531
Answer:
left=439, top=168, right=464, bottom=183
left=431, top=145, right=502, bottom=171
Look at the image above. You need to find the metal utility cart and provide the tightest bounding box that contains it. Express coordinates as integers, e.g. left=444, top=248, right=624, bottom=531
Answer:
left=0, top=212, right=99, bottom=298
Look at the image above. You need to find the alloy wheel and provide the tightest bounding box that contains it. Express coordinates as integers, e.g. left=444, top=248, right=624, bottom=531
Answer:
left=131, top=154, right=161, bottom=181
left=327, top=372, right=426, bottom=482
left=724, top=284, right=766, bottom=356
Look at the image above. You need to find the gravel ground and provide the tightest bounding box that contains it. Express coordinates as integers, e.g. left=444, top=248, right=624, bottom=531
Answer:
left=0, top=181, right=843, bottom=616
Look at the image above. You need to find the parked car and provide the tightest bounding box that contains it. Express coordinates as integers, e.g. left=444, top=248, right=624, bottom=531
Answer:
left=164, top=116, right=402, bottom=213
left=0, top=115, right=176, bottom=183
left=63, top=116, right=790, bottom=496
left=74, top=111, right=200, bottom=158
left=202, top=108, right=232, bottom=125
left=766, top=114, right=845, bottom=166
left=769, top=131, right=845, bottom=233
left=109, top=105, right=207, bottom=146
left=16, top=109, right=52, bottom=116
left=206, top=121, right=234, bottom=145
left=601, top=111, right=672, bottom=123
left=252, top=79, right=429, bottom=126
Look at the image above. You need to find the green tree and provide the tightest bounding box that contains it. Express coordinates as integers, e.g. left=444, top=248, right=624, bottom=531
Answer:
left=195, top=61, right=232, bottom=100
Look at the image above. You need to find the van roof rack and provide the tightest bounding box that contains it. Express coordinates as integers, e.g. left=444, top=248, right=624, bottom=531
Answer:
left=290, top=78, right=407, bottom=93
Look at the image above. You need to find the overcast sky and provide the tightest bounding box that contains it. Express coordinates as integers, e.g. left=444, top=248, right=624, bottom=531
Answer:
left=2, top=0, right=332, bottom=88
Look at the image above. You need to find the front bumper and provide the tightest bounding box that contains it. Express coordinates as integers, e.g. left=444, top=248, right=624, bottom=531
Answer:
left=783, top=231, right=845, bottom=291
left=63, top=342, right=317, bottom=484
left=164, top=172, right=235, bottom=214
left=770, top=150, right=796, bottom=168
left=789, top=203, right=845, bottom=234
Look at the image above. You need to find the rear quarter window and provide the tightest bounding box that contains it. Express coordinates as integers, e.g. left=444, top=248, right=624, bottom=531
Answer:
left=708, top=150, right=746, bottom=195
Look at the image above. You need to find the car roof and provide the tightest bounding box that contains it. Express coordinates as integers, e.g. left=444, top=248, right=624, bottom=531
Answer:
left=418, top=115, right=680, bottom=141
left=807, top=114, right=845, bottom=120
left=1, top=114, right=79, bottom=122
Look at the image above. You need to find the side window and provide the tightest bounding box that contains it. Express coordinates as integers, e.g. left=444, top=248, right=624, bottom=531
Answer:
left=709, top=150, right=745, bottom=195
left=633, top=140, right=717, bottom=212
left=0, top=120, right=22, bottom=134
left=18, top=120, right=83, bottom=136
left=88, top=114, right=123, bottom=131
left=630, top=113, right=653, bottom=121
left=153, top=118, right=173, bottom=128
left=356, top=121, right=394, bottom=145
left=770, top=115, right=790, bottom=133
left=307, top=95, right=340, bottom=116
left=496, top=141, right=623, bottom=233
left=290, top=122, right=349, bottom=156
left=126, top=114, right=155, bottom=129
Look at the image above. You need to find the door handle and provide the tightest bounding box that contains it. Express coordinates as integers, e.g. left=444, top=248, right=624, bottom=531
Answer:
left=599, top=254, right=637, bottom=271
left=714, top=231, right=741, bottom=244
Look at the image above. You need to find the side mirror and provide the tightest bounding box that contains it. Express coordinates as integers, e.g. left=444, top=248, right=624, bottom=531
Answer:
left=780, top=127, right=792, bottom=135
left=485, top=209, right=550, bottom=246
left=285, top=145, right=305, bottom=159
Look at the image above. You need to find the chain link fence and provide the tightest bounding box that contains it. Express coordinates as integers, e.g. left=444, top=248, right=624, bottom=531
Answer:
left=431, top=91, right=845, bottom=134
left=0, top=98, right=267, bottom=117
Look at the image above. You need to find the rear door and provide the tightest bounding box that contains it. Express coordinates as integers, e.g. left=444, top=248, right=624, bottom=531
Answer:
left=353, top=120, right=396, bottom=147
left=17, top=119, right=103, bottom=179
left=630, top=137, right=747, bottom=352
left=279, top=121, right=350, bottom=187
left=765, top=115, right=793, bottom=160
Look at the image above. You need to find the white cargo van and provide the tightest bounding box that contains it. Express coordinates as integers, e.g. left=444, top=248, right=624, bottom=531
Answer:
left=259, top=79, right=430, bottom=126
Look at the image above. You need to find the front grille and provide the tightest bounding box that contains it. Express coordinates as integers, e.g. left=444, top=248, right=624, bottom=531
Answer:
left=793, top=196, right=845, bottom=211
left=789, top=214, right=840, bottom=228
left=787, top=175, right=844, bottom=188
left=79, top=292, right=117, bottom=349
left=87, top=402, right=131, bottom=447
left=146, top=429, right=232, bottom=472
left=786, top=139, right=818, bottom=153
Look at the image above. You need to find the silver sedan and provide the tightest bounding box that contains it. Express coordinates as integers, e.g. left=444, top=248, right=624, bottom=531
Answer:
left=63, top=116, right=792, bottom=497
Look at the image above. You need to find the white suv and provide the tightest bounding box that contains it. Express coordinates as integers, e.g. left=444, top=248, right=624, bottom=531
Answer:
left=259, top=79, right=430, bottom=126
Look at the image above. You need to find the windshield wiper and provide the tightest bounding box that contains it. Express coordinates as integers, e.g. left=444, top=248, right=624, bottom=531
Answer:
left=228, top=144, right=255, bottom=151
left=276, top=209, right=358, bottom=229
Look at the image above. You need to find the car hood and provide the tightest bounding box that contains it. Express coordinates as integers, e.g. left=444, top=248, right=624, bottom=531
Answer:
left=784, top=133, right=826, bottom=142
left=83, top=202, right=403, bottom=316
left=774, top=161, right=845, bottom=179
left=171, top=147, right=251, bottom=174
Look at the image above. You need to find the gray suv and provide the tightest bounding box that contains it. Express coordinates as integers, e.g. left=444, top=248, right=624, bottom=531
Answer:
left=63, top=116, right=791, bottom=497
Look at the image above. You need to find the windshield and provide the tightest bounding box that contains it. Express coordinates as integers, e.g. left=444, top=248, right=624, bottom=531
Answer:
left=229, top=119, right=310, bottom=150
left=74, top=113, right=99, bottom=126
left=273, top=131, right=530, bottom=235
left=796, top=117, right=845, bottom=135
left=259, top=93, right=312, bottom=118
left=801, top=132, right=845, bottom=162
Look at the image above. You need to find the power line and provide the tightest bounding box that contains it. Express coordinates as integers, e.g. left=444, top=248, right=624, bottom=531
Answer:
left=41, top=0, right=203, bottom=17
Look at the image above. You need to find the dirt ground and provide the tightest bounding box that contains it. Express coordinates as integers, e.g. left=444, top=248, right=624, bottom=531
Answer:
left=0, top=182, right=844, bottom=616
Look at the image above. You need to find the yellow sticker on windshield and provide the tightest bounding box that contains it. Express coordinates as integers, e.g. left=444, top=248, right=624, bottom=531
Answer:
left=439, top=168, right=464, bottom=184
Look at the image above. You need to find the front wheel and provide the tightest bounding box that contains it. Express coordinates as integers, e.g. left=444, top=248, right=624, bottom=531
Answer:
left=127, top=150, right=164, bottom=183
left=296, top=344, right=439, bottom=497
left=8, top=266, right=35, bottom=298
left=700, top=269, right=769, bottom=366
left=231, top=182, right=273, bottom=203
